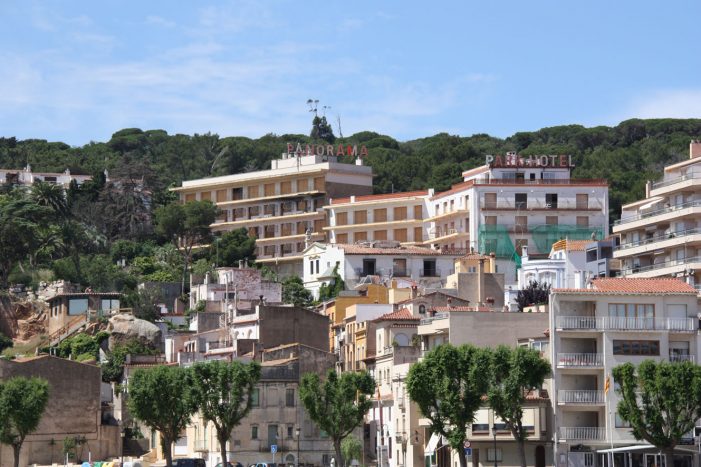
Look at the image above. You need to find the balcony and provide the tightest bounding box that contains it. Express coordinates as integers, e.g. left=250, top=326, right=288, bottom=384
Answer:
left=669, top=354, right=695, bottom=363
left=559, top=427, right=606, bottom=441
left=558, top=390, right=605, bottom=405
left=621, top=256, right=701, bottom=276
left=419, top=312, right=449, bottom=325
left=651, top=173, right=701, bottom=191
left=614, top=200, right=701, bottom=227
left=556, top=353, right=603, bottom=368
left=557, top=316, right=696, bottom=332
left=480, top=200, right=603, bottom=211
left=473, top=178, right=607, bottom=186
left=616, top=227, right=701, bottom=252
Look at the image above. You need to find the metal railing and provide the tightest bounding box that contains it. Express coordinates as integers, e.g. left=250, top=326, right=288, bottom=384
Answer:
left=559, top=427, right=606, bottom=440
left=557, top=316, right=696, bottom=332
left=558, top=390, right=605, bottom=404
left=556, top=353, right=603, bottom=367
left=651, top=172, right=701, bottom=189
left=207, top=341, right=233, bottom=351
left=616, top=227, right=701, bottom=251
left=419, top=312, right=449, bottom=325
left=614, top=200, right=701, bottom=226
left=621, top=256, right=701, bottom=275
left=669, top=354, right=695, bottom=363
left=474, top=178, right=607, bottom=186
left=194, top=439, right=209, bottom=452
left=481, top=200, right=602, bottom=210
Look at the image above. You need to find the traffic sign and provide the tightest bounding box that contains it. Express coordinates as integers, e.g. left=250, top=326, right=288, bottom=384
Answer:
left=271, top=444, right=278, bottom=453
left=464, top=441, right=471, bottom=448
left=464, top=448, right=472, bottom=457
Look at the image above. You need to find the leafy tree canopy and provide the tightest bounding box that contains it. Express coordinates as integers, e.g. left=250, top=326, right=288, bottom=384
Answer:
left=282, top=275, right=314, bottom=308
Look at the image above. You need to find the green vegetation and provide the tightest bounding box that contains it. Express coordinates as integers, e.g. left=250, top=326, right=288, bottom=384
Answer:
left=0, top=376, right=50, bottom=467
left=101, top=338, right=160, bottom=383
left=0, top=332, right=12, bottom=353
left=613, top=360, right=701, bottom=463
left=299, top=370, right=375, bottom=467
left=282, top=275, right=314, bottom=308
left=515, top=280, right=551, bottom=312
left=189, top=360, right=262, bottom=465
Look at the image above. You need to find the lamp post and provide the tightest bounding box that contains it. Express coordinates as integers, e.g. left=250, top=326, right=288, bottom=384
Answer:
left=121, top=426, right=126, bottom=465
left=296, top=426, right=301, bottom=467
left=491, top=425, right=498, bottom=467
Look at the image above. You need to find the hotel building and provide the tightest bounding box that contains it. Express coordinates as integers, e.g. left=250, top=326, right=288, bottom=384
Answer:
left=325, top=154, right=609, bottom=284
left=173, top=152, right=373, bottom=275
left=550, top=278, right=698, bottom=467
left=613, top=141, right=701, bottom=288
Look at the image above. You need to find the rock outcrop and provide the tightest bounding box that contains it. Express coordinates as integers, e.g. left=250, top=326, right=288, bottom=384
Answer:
left=106, top=314, right=161, bottom=350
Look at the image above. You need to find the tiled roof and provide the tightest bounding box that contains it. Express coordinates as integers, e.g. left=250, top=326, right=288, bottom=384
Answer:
left=373, top=308, right=419, bottom=322
left=554, top=278, right=697, bottom=294
left=330, top=190, right=429, bottom=205
left=431, top=181, right=475, bottom=200
left=335, top=244, right=459, bottom=256
left=459, top=252, right=493, bottom=260
left=430, top=306, right=496, bottom=312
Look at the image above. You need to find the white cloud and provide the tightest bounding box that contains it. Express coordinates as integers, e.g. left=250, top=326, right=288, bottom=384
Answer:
left=145, top=15, right=176, bottom=28
left=623, top=89, right=701, bottom=119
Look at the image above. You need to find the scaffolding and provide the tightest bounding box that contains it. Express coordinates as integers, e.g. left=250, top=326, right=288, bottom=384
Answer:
left=478, top=225, right=521, bottom=267
left=530, top=225, right=603, bottom=253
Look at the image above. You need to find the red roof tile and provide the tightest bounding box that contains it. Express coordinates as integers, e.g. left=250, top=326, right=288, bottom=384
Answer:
left=554, top=278, right=697, bottom=294
left=431, top=181, right=475, bottom=200
left=431, top=306, right=497, bottom=312
left=330, top=190, right=429, bottom=205
left=374, top=308, right=419, bottom=322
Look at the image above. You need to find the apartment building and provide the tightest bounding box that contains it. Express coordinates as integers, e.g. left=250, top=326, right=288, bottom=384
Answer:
left=550, top=278, right=698, bottom=467
left=0, top=165, right=92, bottom=187
left=173, top=152, right=373, bottom=275
left=613, top=141, right=701, bottom=288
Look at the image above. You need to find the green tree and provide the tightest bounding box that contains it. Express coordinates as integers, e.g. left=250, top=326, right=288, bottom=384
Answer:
left=154, top=200, right=218, bottom=294
left=282, top=275, right=313, bottom=308
left=406, top=344, right=490, bottom=467
left=31, top=181, right=69, bottom=218
left=515, top=280, right=550, bottom=312
left=613, top=360, right=701, bottom=463
left=318, top=264, right=345, bottom=302
left=487, top=346, right=551, bottom=467
left=190, top=360, right=262, bottom=465
left=0, top=376, right=50, bottom=467
left=341, top=436, right=363, bottom=467
left=310, top=115, right=336, bottom=143
left=128, top=365, right=197, bottom=467
left=299, top=370, right=375, bottom=466
left=214, top=228, right=256, bottom=267
left=0, top=332, right=13, bottom=353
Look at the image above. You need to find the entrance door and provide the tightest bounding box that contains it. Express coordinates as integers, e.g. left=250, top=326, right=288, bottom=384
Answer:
left=472, top=449, right=479, bottom=467
left=535, top=446, right=546, bottom=467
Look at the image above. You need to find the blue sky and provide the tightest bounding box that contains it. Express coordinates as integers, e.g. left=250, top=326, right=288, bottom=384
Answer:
left=1, top=1, right=700, bottom=146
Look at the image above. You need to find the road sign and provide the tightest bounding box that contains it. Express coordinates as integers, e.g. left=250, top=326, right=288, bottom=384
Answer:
left=464, top=441, right=471, bottom=448
left=271, top=444, right=278, bottom=454
left=464, top=448, right=472, bottom=457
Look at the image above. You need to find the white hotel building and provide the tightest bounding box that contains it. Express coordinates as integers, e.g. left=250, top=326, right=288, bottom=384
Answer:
left=325, top=153, right=609, bottom=284
left=550, top=278, right=698, bottom=467
left=613, top=141, right=701, bottom=289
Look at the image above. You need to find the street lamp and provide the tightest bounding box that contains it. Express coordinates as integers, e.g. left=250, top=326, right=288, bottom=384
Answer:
left=120, top=426, right=126, bottom=465
left=295, top=426, right=301, bottom=467
left=491, top=425, right=498, bottom=467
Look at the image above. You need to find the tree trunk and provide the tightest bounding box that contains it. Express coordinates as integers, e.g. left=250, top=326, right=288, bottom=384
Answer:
left=162, top=436, right=174, bottom=467
left=334, top=439, right=344, bottom=467
left=516, top=438, right=527, bottom=467
left=457, top=444, right=468, bottom=467
left=12, top=443, right=21, bottom=467
left=219, top=431, right=229, bottom=466
left=662, top=448, right=675, bottom=467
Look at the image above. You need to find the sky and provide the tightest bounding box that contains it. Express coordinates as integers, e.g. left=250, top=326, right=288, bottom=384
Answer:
left=1, top=0, right=700, bottom=146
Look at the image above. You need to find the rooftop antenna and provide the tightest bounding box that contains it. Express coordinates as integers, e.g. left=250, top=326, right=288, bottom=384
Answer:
left=306, top=98, right=319, bottom=117
left=336, top=115, right=343, bottom=139
left=322, top=105, right=331, bottom=117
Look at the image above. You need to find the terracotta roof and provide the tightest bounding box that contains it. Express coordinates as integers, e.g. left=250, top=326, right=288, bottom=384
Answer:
left=459, top=252, right=493, bottom=261
left=431, top=306, right=496, bottom=312
left=335, top=243, right=460, bottom=256
left=431, top=180, right=475, bottom=200
left=554, top=278, right=697, bottom=294
left=552, top=239, right=592, bottom=252
left=373, top=308, right=419, bottom=322
left=330, top=190, right=429, bottom=205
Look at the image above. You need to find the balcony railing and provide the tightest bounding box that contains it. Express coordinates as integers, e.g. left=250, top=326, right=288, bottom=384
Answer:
left=556, top=353, right=603, bottom=367
left=616, top=227, right=701, bottom=251
left=194, top=439, right=209, bottom=452
left=669, top=354, right=695, bottom=363
left=558, top=390, right=605, bottom=404
left=614, top=200, right=701, bottom=226
left=557, top=316, right=696, bottom=332
left=474, top=178, right=607, bottom=186
left=621, top=256, right=701, bottom=275
left=651, top=172, right=701, bottom=190
left=559, top=427, right=606, bottom=440
left=419, top=312, right=449, bottom=325
left=481, top=200, right=602, bottom=210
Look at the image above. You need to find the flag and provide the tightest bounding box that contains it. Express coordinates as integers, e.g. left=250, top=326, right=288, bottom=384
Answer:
left=604, top=375, right=610, bottom=394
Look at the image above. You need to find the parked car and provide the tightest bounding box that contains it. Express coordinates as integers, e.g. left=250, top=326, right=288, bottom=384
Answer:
left=216, top=463, right=243, bottom=467
left=174, top=459, right=207, bottom=467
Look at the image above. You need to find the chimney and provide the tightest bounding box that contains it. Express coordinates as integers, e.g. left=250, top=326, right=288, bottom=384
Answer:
left=238, top=260, right=243, bottom=269
left=477, top=259, right=486, bottom=305
left=411, top=285, right=418, bottom=299
left=645, top=180, right=652, bottom=198
left=691, top=140, right=701, bottom=159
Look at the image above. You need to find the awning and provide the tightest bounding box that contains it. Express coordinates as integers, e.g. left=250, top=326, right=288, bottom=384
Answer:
left=425, top=433, right=440, bottom=455
left=638, top=196, right=664, bottom=212
left=597, top=445, right=698, bottom=454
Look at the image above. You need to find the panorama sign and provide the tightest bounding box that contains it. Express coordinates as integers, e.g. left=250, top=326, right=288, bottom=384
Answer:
left=286, top=143, right=369, bottom=158
left=486, top=152, right=574, bottom=168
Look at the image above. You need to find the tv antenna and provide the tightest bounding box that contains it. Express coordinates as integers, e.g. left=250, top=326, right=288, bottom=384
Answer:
left=306, top=98, right=319, bottom=117
left=322, top=105, right=331, bottom=117
left=337, top=115, right=343, bottom=139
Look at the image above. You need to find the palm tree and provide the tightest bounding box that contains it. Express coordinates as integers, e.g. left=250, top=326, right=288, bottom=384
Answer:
left=31, top=181, right=69, bottom=219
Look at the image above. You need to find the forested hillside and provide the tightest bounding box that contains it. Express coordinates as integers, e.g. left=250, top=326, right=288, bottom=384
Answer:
left=0, top=119, right=699, bottom=300
left=2, top=119, right=700, bottom=220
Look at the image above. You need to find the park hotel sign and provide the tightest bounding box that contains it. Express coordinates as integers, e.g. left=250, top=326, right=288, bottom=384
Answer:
left=287, top=143, right=369, bottom=158
left=486, top=152, right=574, bottom=168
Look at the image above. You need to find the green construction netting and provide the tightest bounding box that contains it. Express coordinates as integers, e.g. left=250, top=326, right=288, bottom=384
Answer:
left=530, top=225, right=603, bottom=253
left=478, top=224, right=522, bottom=267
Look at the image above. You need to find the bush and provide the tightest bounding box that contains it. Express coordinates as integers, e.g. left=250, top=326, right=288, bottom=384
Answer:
left=0, top=332, right=13, bottom=353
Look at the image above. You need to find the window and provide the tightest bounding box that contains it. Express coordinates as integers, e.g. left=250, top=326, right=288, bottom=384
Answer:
left=287, top=425, right=294, bottom=438
left=314, top=177, right=325, bottom=191
left=216, top=189, right=228, bottom=202
left=354, top=231, right=368, bottom=242
left=615, top=412, right=631, bottom=428
left=612, top=340, right=660, bottom=356
left=185, top=193, right=196, bottom=202
left=545, top=193, right=558, bottom=209
left=251, top=425, right=259, bottom=439
left=68, top=298, right=89, bottom=316
left=286, top=388, right=295, bottom=407
left=374, top=230, right=387, bottom=240
left=515, top=193, right=527, bottom=209
left=515, top=216, right=528, bottom=230
left=374, top=208, right=387, bottom=222
left=576, top=193, right=589, bottom=209
left=264, top=183, right=276, bottom=196
left=414, top=227, right=423, bottom=242
left=362, top=259, right=376, bottom=276
left=419, top=305, right=426, bottom=314
left=394, top=228, right=407, bottom=242
left=354, top=210, right=367, bottom=224
left=200, top=191, right=211, bottom=201
left=414, top=205, right=423, bottom=219
left=336, top=212, right=348, bottom=226
left=309, top=260, right=315, bottom=275
left=336, top=233, right=348, bottom=243
left=484, top=193, right=497, bottom=209
left=248, top=185, right=259, bottom=198
left=251, top=388, right=260, bottom=407
left=394, top=206, right=407, bottom=220
left=546, top=216, right=558, bottom=225
left=101, top=298, right=120, bottom=312
left=280, top=181, right=292, bottom=195
left=422, top=259, right=437, bottom=277
left=487, top=449, right=503, bottom=462
left=576, top=216, right=589, bottom=227
left=485, top=216, right=497, bottom=225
